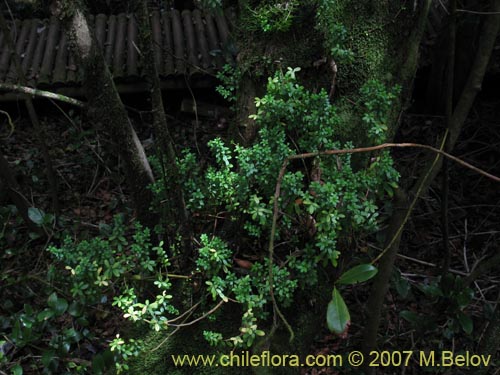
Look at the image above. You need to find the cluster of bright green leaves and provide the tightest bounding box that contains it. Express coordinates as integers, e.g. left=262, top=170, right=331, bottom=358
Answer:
left=215, top=64, right=242, bottom=104
left=173, top=67, right=401, bottom=343
left=45, top=215, right=174, bottom=371
left=48, top=215, right=168, bottom=305
left=315, top=0, right=354, bottom=64
left=242, top=1, right=299, bottom=33
left=195, top=234, right=297, bottom=347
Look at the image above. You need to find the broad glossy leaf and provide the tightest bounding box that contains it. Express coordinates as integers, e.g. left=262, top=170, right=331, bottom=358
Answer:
left=47, top=293, right=68, bottom=316
left=37, top=309, right=54, bottom=322
left=326, top=287, right=350, bottom=336
left=47, top=293, right=58, bottom=309
left=92, top=353, right=105, bottom=375
left=68, top=302, right=83, bottom=317
left=337, top=264, right=378, bottom=285
left=28, top=207, right=44, bottom=225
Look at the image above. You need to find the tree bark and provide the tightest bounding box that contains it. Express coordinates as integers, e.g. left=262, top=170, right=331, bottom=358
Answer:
left=134, top=0, right=193, bottom=257
left=52, top=1, right=156, bottom=226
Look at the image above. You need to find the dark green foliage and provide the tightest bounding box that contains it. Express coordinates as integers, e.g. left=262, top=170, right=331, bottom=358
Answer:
left=397, top=273, right=476, bottom=348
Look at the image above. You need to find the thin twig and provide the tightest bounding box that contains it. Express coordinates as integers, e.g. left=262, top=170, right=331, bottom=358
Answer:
left=0, top=109, right=14, bottom=138
left=285, top=142, right=500, bottom=182
left=396, top=253, right=468, bottom=276
left=457, top=9, right=500, bottom=14
left=437, top=0, right=450, bottom=14
left=168, top=299, right=226, bottom=328
left=166, top=301, right=201, bottom=324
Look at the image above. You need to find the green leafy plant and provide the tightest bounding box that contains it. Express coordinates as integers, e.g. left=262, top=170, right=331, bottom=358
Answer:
left=400, top=274, right=475, bottom=339
left=173, top=67, right=400, bottom=343
left=0, top=293, right=91, bottom=374
left=315, top=1, right=354, bottom=64
left=43, top=215, right=173, bottom=372
left=244, top=1, right=298, bottom=33
left=216, top=64, right=242, bottom=103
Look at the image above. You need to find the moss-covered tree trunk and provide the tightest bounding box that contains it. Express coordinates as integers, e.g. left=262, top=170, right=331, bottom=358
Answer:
left=52, top=1, right=156, bottom=225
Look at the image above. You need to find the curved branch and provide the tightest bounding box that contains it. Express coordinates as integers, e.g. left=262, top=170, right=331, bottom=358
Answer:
left=286, top=142, right=500, bottom=182
left=0, top=83, right=85, bottom=108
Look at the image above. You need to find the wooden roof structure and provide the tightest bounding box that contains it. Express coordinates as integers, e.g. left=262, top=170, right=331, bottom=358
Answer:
left=0, top=9, right=235, bottom=100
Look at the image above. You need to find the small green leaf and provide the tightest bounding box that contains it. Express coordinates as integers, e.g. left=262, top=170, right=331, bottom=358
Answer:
left=68, top=302, right=83, bottom=317
left=42, top=350, right=55, bottom=369
left=47, top=293, right=58, bottom=308
left=326, top=287, right=350, bottom=336
left=11, top=364, right=23, bottom=375
left=337, top=264, right=378, bottom=285
left=28, top=207, right=44, bottom=225
left=37, top=308, right=54, bottom=322
left=393, top=271, right=410, bottom=298
left=47, top=293, right=68, bottom=316
left=457, top=311, right=473, bottom=335
left=399, top=310, right=419, bottom=325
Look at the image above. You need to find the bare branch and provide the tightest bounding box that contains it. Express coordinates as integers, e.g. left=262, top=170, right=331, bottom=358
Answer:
left=0, top=83, right=85, bottom=108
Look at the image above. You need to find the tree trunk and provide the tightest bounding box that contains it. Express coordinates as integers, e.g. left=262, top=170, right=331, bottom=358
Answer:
left=134, top=0, right=192, bottom=258
left=52, top=1, right=156, bottom=226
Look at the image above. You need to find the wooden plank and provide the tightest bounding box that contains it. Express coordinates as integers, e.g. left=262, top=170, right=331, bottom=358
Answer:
left=182, top=10, right=198, bottom=73
left=151, top=10, right=162, bottom=74
left=214, top=12, right=229, bottom=44
left=21, top=19, right=40, bottom=78
left=95, top=14, right=107, bottom=48
left=39, top=16, right=60, bottom=84
left=171, top=10, right=185, bottom=75
left=113, top=13, right=127, bottom=78
left=162, top=12, right=175, bottom=76
left=193, top=10, right=210, bottom=70
left=0, top=20, right=20, bottom=81
left=127, top=14, right=138, bottom=77
left=52, top=32, right=68, bottom=84
left=29, top=19, right=48, bottom=84
left=6, top=19, right=31, bottom=82
left=66, top=54, right=77, bottom=84
left=204, top=13, right=223, bottom=69
left=104, top=15, right=117, bottom=67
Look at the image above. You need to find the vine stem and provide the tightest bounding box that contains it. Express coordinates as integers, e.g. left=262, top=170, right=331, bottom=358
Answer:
left=267, top=138, right=500, bottom=340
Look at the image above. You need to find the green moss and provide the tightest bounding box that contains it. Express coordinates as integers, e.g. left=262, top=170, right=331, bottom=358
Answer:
left=318, top=0, right=396, bottom=94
